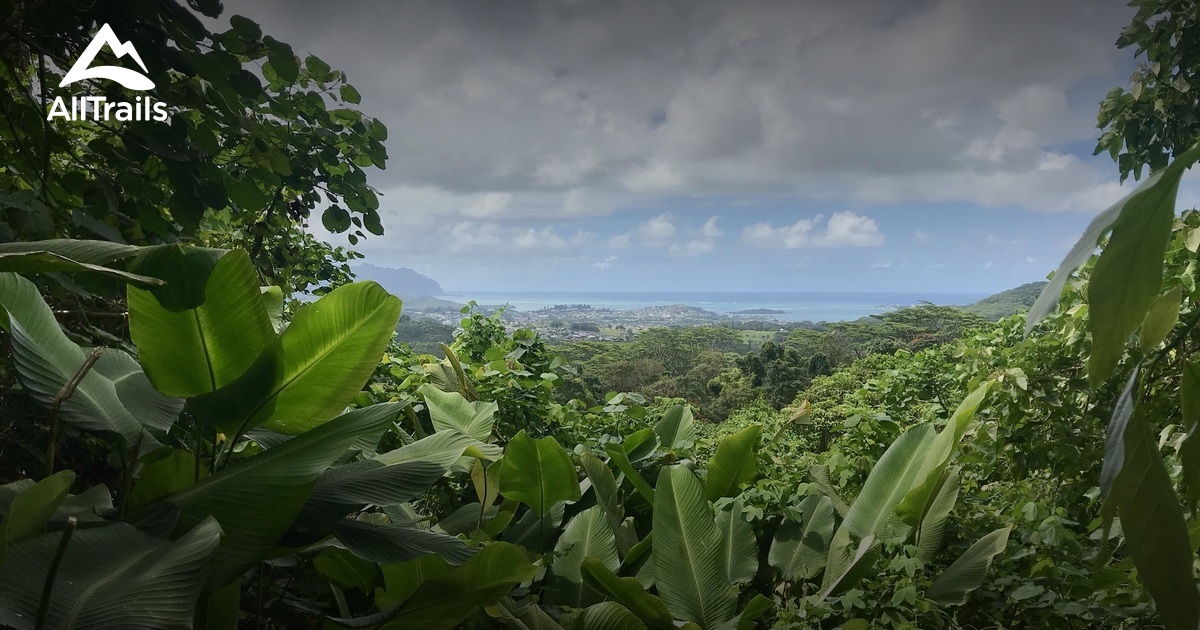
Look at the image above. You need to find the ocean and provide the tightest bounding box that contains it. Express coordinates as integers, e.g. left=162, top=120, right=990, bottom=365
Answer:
left=439, top=291, right=991, bottom=323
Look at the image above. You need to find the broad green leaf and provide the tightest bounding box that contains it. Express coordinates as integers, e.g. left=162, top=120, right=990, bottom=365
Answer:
left=581, top=557, right=677, bottom=630
left=580, top=451, right=623, bottom=533
left=1182, top=359, right=1200, bottom=505
left=161, top=407, right=392, bottom=587
left=419, top=384, right=497, bottom=442
left=715, top=499, right=757, bottom=586
left=605, top=445, right=654, bottom=504
left=0, top=518, right=221, bottom=630
left=842, top=424, right=935, bottom=540
left=652, top=465, right=737, bottom=628
left=572, top=602, right=648, bottom=630
left=129, top=250, right=274, bottom=398
left=1107, top=404, right=1200, bottom=628
left=374, top=555, right=451, bottom=610
left=1027, top=143, right=1200, bottom=336
left=314, top=547, right=380, bottom=593
left=915, top=467, right=961, bottom=558
left=731, top=595, right=773, bottom=630
left=128, top=449, right=204, bottom=510
left=0, top=250, right=161, bottom=285
left=808, top=464, right=850, bottom=516
left=552, top=506, right=621, bottom=607
left=0, top=239, right=141, bottom=267
left=0, top=273, right=175, bottom=444
left=0, top=470, right=74, bottom=566
left=499, top=431, right=580, bottom=516
left=896, top=382, right=990, bottom=526
left=261, top=286, right=285, bottom=333
left=654, top=405, right=695, bottom=450
left=333, top=542, right=535, bottom=630
left=623, top=427, right=659, bottom=462
left=503, top=500, right=565, bottom=553
left=925, top=526, right=1011, bottom=605
left=704, top=424, right=761, bottom=501
left=1100, top=370, right=1139, bottom=499
left=818, top=531, right=879, bottom=601
left=1139, top=286, right=1182, bottom=350
left=332, top=519, right=475, bottom=566
left=769, top=495, right=834, bottom=581
left=188, top=280, right=402, bottom=435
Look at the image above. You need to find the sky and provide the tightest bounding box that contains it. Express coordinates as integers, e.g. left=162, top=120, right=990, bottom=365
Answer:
left=223, top=0, right=1200, bottom=294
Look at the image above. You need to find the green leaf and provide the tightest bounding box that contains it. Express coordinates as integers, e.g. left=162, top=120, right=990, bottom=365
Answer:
left=605, top=445, right=654, bottom=504
left=652, top=465, right=737, bottom=628
left=160, top=407, right=392, bottom=587
left=323, top=206, right=352, bottom=233
left=1181, top=359, right=1200, bottom=505
left=915, top=467, right=961, bottom=558
left=332, top=542, right=535, bottom=630
left=0, top=470, right=74, bottom=562
left=808, top=464, right=850, bottom=516
left=128, top=250, right=275, bottom=398
left=925, top=526, right=1011, bottom=605
left=732, top=595, right=772, bottom=630
left=817, top=531, right=879, bottom=601
left=314, top=547, right=380, bottom=593
left=419, top=384, right=497, bottom=442
left=654, top=405, right=695, bottom=450
left=1139, top=286, right=1182, bottom=350
left=715, top=499, right=757, bottom=586
left=1027, top=143, right=1200, bottom=337
left=896, top=382, right=990, bottom=526
left=332, top=519, right=475, bottom=566
left=499, top=431, right=581, bottom=517
left=0, top=273, right=176, bottom=444
left=188, top=281, right=402, bottom=435
left=261, top=286, right=285, bottom=333
left=306, top=54, right=332, bottom=79
left=0, top=250, right=162, bottom=285
left=704, top=424, right=761, bottom=501
left=128, top=449, right=204, bottom=510
left=572, top=602, right=648, bottom=630
left=580, top=452, right=623, bottom=533
left=552, top=506, right=621, bottom=607
left=340, top=84, right=362, bottom=104
left=0, top=519, right=221, bottom=630
left=264, top=37, right=299, bottom=82
left=1107, top=404, right=1200, bottom=628
left=581, top=557, right=677, bottom=630
left=842, top=424, right=936, bottom=540
left=768, top=495, right=834, bottom=581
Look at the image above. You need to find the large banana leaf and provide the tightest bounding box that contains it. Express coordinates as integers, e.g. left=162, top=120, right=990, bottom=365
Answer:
left=915, top=467, right=961, bottom=558
left=0, top=272, right=178, bottom=444
left=160, top=407, right=393, bottom=587
left=703, top=424, right=761, bottom=501
left=715, top=499, right=757, bottom=586
left=0, top=239, right=162, bottom=285
left=551, top=506, right=621, bottom=607
left=418, top=384, right=497, bottom=442
left=128, top=250, right=275, bottom=398
left=0, top=518, right=221, bottom=630
left=0, top=471, right=74, bottom=567
left=841, top=424, right=935, bottom=540
left=572, top=602, right=650, bottom=630
left=187, top=280, right=402, bottom=435
left=580, top=557, right=677, bottom=630
left=332, top=542, right=535, bottom=630
left=818, top=531, right=879, bottom=601
left=652, top=465, right=737, bottom=629
left=654, top=405, right=695, bottom=450
left=332, top=519, right=475, bottom=566
left=769, top=495, right=834, bottom=581
left=580, top=452, right=623, bottom=533
left=896, top=383, right=990, bottom=526
left=925, top=526, right=1011, bottom=605
left=498, top=431, right=581, bottom=516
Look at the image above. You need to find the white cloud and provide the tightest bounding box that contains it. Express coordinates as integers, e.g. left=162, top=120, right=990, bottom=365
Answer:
left=592, top=255, right=618, bottom=269
left=701, top=216, right=723, bottom=238
left=871, top=260, right=893, bottom=269
left=637, top=213, right=676, bottom=244
left=607, top=233, right=632, bottom=249
left=742, top=211, right=884, bottom=248
left=670, top=239, right=716, bottom=257
left=913, top=230, right=931, bottom=244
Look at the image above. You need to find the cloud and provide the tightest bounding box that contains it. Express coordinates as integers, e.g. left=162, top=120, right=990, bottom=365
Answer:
left=229, top=0, right=1134, bottom=214
left=636, top=213, right=676, bottom=244
left=607, top=233, right=631, bottom=249
left=913, top=230, right=931, bottom=244
left=743, top=211, right=884, bottom=249
left=872, top=260, right=893, bottom=268
left=701, top=216, right=723, bottom=238
left=670, top=239, right=716, bottom=257
left=592, top=255, right=618, bottom=269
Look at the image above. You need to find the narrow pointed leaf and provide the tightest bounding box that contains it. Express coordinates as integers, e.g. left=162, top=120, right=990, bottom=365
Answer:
left=716, top=499, right=757, bottom=586
left=926, top=526, right=1011, bottom=605
left=581, top=557, right=677, bottom=630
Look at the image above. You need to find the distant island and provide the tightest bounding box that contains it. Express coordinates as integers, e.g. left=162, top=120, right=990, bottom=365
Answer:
left=733, top=308, right=785, bottom=315
left=351, top=263, right=444, bottom=297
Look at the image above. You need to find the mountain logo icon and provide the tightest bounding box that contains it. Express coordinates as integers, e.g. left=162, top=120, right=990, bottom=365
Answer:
left=60, top=23, right=155, bottom=91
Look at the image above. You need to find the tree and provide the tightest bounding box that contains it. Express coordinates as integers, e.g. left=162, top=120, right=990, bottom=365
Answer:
left=1096, top=0, right=1200, bottom=181
left=0, top=0, right=387, bottom=293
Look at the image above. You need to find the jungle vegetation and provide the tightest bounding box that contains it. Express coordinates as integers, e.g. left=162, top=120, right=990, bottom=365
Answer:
left=3, top=0, right=1200, bottom=629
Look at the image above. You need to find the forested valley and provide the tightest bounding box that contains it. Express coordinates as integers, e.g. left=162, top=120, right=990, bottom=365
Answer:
left=3, top=1, right=1200, bottom=629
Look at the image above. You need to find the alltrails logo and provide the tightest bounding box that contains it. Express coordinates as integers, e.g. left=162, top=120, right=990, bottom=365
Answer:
left=47, top=23, right=169, bottom=122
